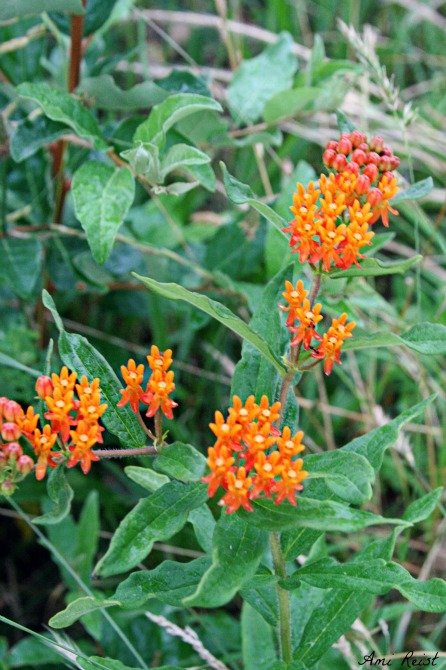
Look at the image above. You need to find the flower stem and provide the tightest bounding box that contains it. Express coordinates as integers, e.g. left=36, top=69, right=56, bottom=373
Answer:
left=270, top=531, right=292, bottom=664
left=154, top=410, right=164, bottom=445
left=93, top=446, right=157, bottom=458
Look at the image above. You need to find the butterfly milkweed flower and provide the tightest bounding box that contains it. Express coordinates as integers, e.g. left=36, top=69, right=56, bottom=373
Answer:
left=311, top=313, right=356, bottom=375
left=284, top=131, right=400, bottom=271
left=117, top=345, right=178, bottom=420
left=202, top=395, right=308, bottom=514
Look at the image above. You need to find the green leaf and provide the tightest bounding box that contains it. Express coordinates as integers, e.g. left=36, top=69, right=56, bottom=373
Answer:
left=49, top=596, right=120, bottom=629
left=227, top=32, right=298, bottom=124
left=263, top=87, right=323, bottom=123
left=402, top=488, right=443, bottom=524
left=160, top=144, right=210, bottom=180
left=240, top=497, right=409, bottom=532
left=42, top=290, right=147, bottom=450
left=304, top=451, right=375, bottom=504
left=134, top=93, right=222, bottom=147
left=241, top=602, right=277, bottom=670
left=284, top=558, right=446, bottom=613
left=72, top=161, right=135, bottom=264
left=9, top=635, right=61, bottom=667
left=17, top=83, right=107, bottom=150
left=0, top=237, right=43, bottom=299
left=114, top=557, right=211, bottom=609
left=78, top=74, right=168, bottom=111
left=133, top=274, right=286, bottom=376
left=10, top=116, right=67, bottom=162
left=95, top=481, right=207, bottom=577
left=240, top=570, right=278, bottom=627
left=153, top=442, right=206, bottom=482
left=392, top=177, right=433, bottom=203
left=0, top=0, right=83, bottom=19
left=328, top=255, right=422, bottom=278
left=335, top=109, right=355, bottom=133
left=124, top=466, right=169, bottom=492
left=188, top=505, right=215, bottom=554
left=220, top=162, right=287, bottom=235
left=183, top=514, right=268, bottom=607
left=33, top=468, right=73, bottom=526
left=400, top=322, right=446, bottom=355
left=77, top=658, right=142, bottom=670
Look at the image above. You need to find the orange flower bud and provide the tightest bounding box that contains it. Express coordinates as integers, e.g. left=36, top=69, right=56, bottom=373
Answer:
left=3, top=400, right=22, bottom=422
left=3, top=442, right=23, bottom=460
left=352, top=148, right=367, bottom=166
left=17, top=454, right=34, bottom=475
left=36, top=375, right=54, bottom=399
left=1, top=422, right=21, bottom=441
left=363, top=163, right=379, bottom=183
left=338, top=136, right=352, bottom=155
left=333, top=153, right=347, bottom=171
left=356, top=174, right=371, bottom=195
left=370, top=135, right=384, bottom=152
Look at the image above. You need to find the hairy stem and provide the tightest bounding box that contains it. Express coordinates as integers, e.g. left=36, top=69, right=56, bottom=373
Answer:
left=154, top=410, right=163, bottom=445
left=270, top=532, right=292, bottom=664
left=93, top=446, right=157, bottom=458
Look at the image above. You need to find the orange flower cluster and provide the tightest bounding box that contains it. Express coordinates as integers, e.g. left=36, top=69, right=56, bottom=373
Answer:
left=118, top=345, right=178, bottom=420
left=0, top=398, right=34, bottom=495
left=284, top=132, right=399, bottom=270
left=280, top=280, right=356, bottom=375
left=202, top=395, right=308, bottom=514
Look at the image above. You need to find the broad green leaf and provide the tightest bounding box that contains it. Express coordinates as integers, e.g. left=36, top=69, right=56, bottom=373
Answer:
left=183, top=514, right=268, bottom=607
left=153, top=442, right=206, bottom=482
left=241, top=602, right=277, bottom=670
left=156, top=181, right=199, bottom=196
left=77, top=658, right=142, bottom=670
left=188, top=504, right=215, bottom=553
left=284, top=558, right=446, bottom=613
left=220, top=162, right=287, bottom=235
left=114, top=557, right=211, bottom=609
left=133, top=274, right=286, bottom=376
left=0, top=237, right=43, bottom=299
left=402, top=488, right=443, bottom=524
left=0, top=0, right=83, bottom=19
left=392, top=177, right=434, bottom=203
left=240, top=497, right=409, bottom=532
left=0, top=352, right=41, bottom=378
left=42, top=290, right=147, bottom=451
left=160, top=143, right=210, bottom=180
left=231, top=264, right=298, bottom=431
left=304, top=451, right=375, bottom=504
left=335, top=109, right=355, bottom=133
left=240, top=569, right=279, bottom=627
left=134, top=93, right=222, bottom=146
left=121, top=142, right=161, bottom=183
left=95, top=481, right=207, bottom=577
left=17, top=83, right=107, bottom=150
left=49, top=596, right=120, bottom=629
left=228, top=32, right=298, bottom=124
left=78, top=74, right=168, bottom=110
left=328, top=255, right=422, bottom=278
left=124, top=466, right=169, bottom=492
left=185, top=161, right=216, bottom=192
left=9, top=635, right=62, bottom=667
left=10, top=116, right=67, bottom=162
left=72, top=161, right=135, bottom=264
left=400, top=322, right=446, bottom=355
left=33, top=468, right=73, bottom=526
left=264, top=87, right=323, bottom=123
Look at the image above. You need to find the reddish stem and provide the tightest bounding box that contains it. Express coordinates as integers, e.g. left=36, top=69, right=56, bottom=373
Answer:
left=93, top=446, right=157, bottom=459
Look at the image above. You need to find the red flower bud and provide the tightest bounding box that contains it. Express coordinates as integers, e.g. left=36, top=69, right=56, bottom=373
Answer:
left=382, top=145, right=392, bottom=156
left=3, top=442, right=23, bottom=460
left=3, top=400, right=22, bottom=422
left=350, top=130, right=367, bottom=148
left=36, top=375, right=54, bottom=400
left=333, top=153, right=348, bottom=171
left=1, top=479, right=15, bottom=496
left=370, top=135, right=384, bottom=152
left=0, top=397, right=8, bottom=415
left=356, top=174, right=371, bottom=195
left=352, top=149, right=367, bottom=166
left=338, top=137, right=353, bottom=155
left=383, top=171, right=395, bottom=182
left=345, top=161, right=360, bottom=175
left=1, top=422, right=21, bottom=442
left=366, top=151, right=381, bottom=166
left=367, top=188, right=383, bottom=207
left=17, top=454, right=34, bottom=475
left=389, top=155, right=400, bottom=170
left=379, top=157, right=392, bottom=172
left=363, top=164, right=379, bottom=182
left=323, top=149, right=337, bottom=167
left=358, top=142, right=369, bottom=152
left=326, top=140, right=338, bottom=151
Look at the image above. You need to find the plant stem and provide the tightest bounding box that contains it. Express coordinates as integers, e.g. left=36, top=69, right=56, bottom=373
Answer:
left=154, top=410, right=163, bottom=445
left=93, top=446, right=157, bottom=458
left=270, top=532, right=292, bottom=664
left=8, top=498, right=150, bottom=670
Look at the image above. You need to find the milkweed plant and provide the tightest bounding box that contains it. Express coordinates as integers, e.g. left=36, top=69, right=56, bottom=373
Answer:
left=1, top=3, right=445, bottom=670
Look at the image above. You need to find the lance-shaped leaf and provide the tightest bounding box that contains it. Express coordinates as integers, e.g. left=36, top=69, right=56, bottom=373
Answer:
left=153, top=442, right=206, bottom=482
left=72, top=161, right=135, bottom=264
left=183, top=514, right=268, bottom=608
left=340, top=323, right=446, bottom=356
left=49, top=596, right=120, bottom=629
left=0, top=237, right=43, bottom=299
left=95, top=481, right=207, bottom=577
left=303, top=451, right=375, bottom=504
left=42, top=290, right=146, bottom=450
left=114, top=557, right=211, bottom=609
left=160, top=144, right=210, bottom=180
left=134, top=93, right=222, bottom=146
left=17, top=83, right=107, bottom=150
left=10, top=116, right=68, bottom=162
left=0, top=0, right=83, bottom=19
left=239, top=497, right=409, bottom=532
left=328, top=255, right=422, bottom=278
left=240, top=569, right=279, bottom=627
left=124, top=466, right=169, bottom=492
left=78, top=74, right=168, bottom=111
left=391, top=177, right=433, bottom=203
left=77, top=658, right=144, bottom=670
left=133, top=274, right=286, bottom=376
left=402, top=488, right=443, bottom=524
left=242, top=602, right=277, bottom=670
left=283, top=557, right=446, bottom=612
left=33, top=467, right=73, bottom=526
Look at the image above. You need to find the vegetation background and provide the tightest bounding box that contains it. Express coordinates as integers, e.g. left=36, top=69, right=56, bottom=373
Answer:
left=0, top=0, right=445, bottom=668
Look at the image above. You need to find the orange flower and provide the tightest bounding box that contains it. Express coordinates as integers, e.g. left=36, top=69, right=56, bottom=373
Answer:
left=44, top=388, right=75, bottom=441
left=143, top=369, right=178, bottom=420
left=67, top=421, right=100, bottom=474
left=209, top=410, right=243, bottom=449
left=228, top=395, right=258, bottom=426
left=373, top=174, right=399, bottom=227
left=272, top=458, right=308, bottom=506
left=35, top=376, right=53, bottom=400
left=51, top=366, right=77, bottom=395
left=202, top=444, right=235, bottom=496
left=277, top=427, right=306, bottom=458
left=117, top=358, right=146, bottom=413
left=220, top=467, right=253, bottom=514
left=147, top=345, right=173, bottom=373
left=75, top=375, right=100, bottom=398
left=251, top=451, right=282, bottom=498
left=312, top=220, right=346, bottom=272
left=257, top=395, right=281, bottom=427
left=347, top=199, right=373, bottom=227
left=279, top=280, right=308, bottom=327
left=289, top=299, right=323, bottom=349
left=338, top=222, right=374, bottom=269
left=312, top=313, right=356, bottom=375
left=32, top=425, right=59, bottom=480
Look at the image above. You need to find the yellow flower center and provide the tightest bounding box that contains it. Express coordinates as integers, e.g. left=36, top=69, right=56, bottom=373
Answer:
left=80, top=434, right=88, bottom=443
left=40, top=436, right=48, bottom=444
left=299, top=206, right=307, bottom=214
left=221, top=424, right=230, bottom=433
left=290, top=290, right=299, bottom=299
left=305, top=311, right=314, bottom=320
left=61, top=379, right=69, bottom=387
left=328, top=231, right=336, bottom=239
left=354, top=233, right=362, bottom=241
left=215, top=457, right=225, bottom=467
left=288, top=469, right=297, bottom=479
left=56, top=400, right=65, bottom=409
left=304, top=223, right=312, bottom=231
left=239, top=408, right=249, bottom=417
left=234, top=480, right=244, bottom=490
left=285, top=440, right=294, bottom=449
left=261, top=409, right=271, bottom=418
left=329, top=203, right=337, bottom=211
left=329, top=336, right=337, bottom=344
left=338, top=324, right=345, bottom=333
left=254, top=435, right=265, bottom=444
left=158, top=381, right=167, bottom=390
left=129, top=372, right=137, bottom=380
left=263, top=462, right=273, bottom=473
left=88, top=406, right=96, bottom=414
